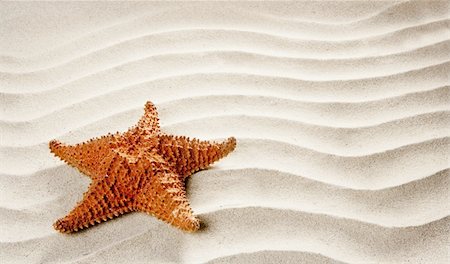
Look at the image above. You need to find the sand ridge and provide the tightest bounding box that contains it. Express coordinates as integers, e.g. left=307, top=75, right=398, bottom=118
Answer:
left=0, top=1, right=449, bottom=263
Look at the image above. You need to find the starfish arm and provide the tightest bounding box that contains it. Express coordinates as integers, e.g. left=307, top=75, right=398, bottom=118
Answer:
left=49, top=135, right=115, bottom=180
left=53, top=154, right=135, bottom=233
left=54, top=179, right=133, bottom=233
left=133, top=101, right=160, bottom=135
left=134, top=164, right=200, bottom=232
left=157, top=135, right=236, bottom=180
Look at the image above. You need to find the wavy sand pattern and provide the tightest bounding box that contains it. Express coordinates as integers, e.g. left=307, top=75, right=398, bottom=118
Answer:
left=0, top=1, right=449, bottom=263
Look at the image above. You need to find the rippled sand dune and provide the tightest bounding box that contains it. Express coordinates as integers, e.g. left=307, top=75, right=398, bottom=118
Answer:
left=0, top=1, right=449, bottom=263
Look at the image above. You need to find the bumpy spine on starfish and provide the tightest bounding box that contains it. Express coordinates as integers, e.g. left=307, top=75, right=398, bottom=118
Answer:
left=135, top=162, right=200, bottom=232
left=135, top=101, right=161, bottom=134
left=158, top=135, right=236, bottom=180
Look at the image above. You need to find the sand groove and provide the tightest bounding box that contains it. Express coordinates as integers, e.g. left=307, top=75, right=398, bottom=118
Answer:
left=1, top=1, right=448, bottom=58
left=0, top=19, right=448, bottom=73
left=0, top=1, right=448, bottom=263
left=1, top=46, right=449, bottom=93
left=2, top=68, right=449, bottom=120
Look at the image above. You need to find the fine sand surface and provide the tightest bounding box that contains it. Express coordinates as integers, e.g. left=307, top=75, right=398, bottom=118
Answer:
left=0, top=1, right=449, bottom=263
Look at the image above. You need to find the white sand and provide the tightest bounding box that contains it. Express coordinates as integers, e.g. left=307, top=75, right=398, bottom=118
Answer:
left=0, top=1, right=449, bottom=263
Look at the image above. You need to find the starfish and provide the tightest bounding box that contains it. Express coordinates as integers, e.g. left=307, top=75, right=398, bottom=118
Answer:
left=49, top=101, right=236, bottom=233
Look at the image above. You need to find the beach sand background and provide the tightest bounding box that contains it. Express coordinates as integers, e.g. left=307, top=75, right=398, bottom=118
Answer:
left=0, top=1, right=449, bottom=263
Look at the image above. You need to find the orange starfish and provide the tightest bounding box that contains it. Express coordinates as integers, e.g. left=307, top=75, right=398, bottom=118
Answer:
left=49, top=101, right=236, bottom=233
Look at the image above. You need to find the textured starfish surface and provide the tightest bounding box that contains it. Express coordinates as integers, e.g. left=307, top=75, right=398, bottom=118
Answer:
left=49, top=101, right=236, bottom=233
